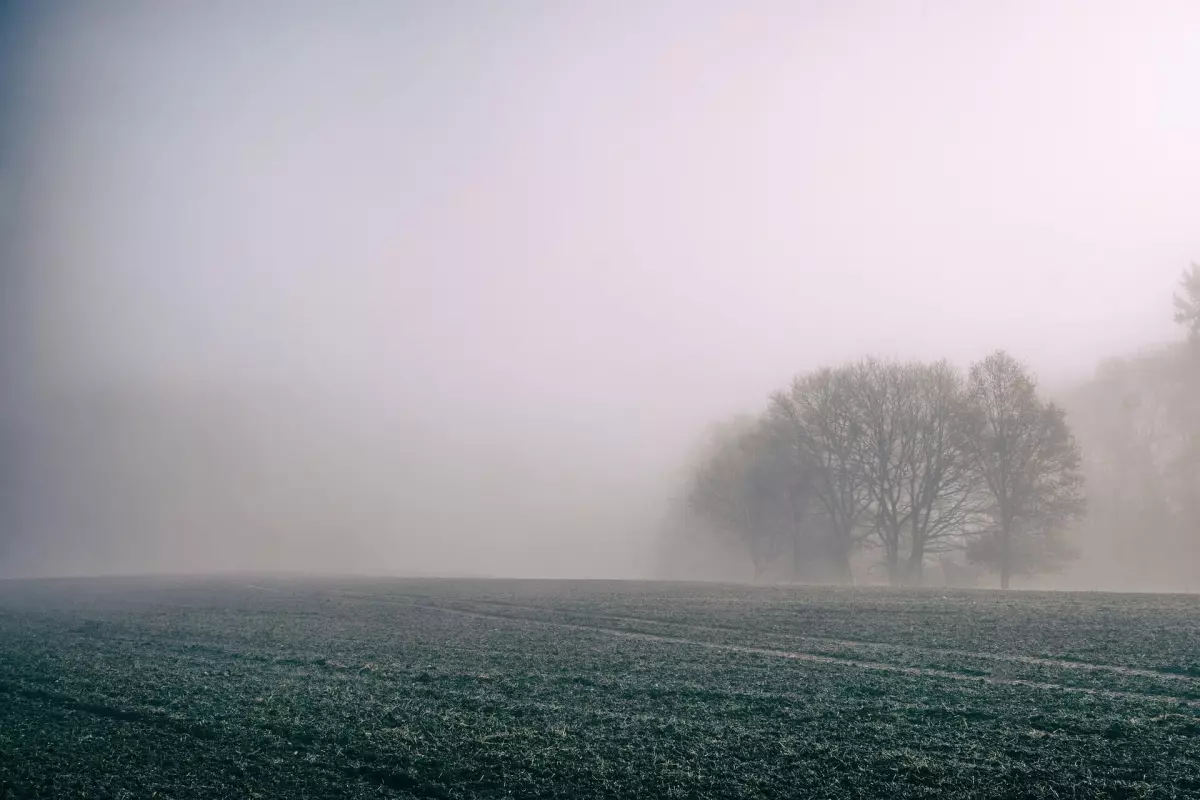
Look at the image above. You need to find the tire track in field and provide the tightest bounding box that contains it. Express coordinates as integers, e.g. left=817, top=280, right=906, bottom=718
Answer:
left=381, top=598, right=1200, bottom=709
left=244, top=583, right=288, bottom=594
left=344, top=591, right=1200, bottom=686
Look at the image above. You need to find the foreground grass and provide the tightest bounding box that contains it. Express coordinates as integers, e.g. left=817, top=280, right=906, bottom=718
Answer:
left=1, top=577, right=1198, bottom=798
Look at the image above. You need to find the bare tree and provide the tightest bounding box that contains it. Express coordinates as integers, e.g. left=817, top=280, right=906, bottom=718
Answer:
left=770, top=367, right=872, bottom=583
left=687, top=417, right=794, bottom=578
left=754, top=413, right=820, bottom=580
left=848, top=359, right=984, bottom=585
left=849, top=359, right=916, bottom=584
left=902, top=361, right=985, bottom=583
left=964, top=351, right=1086, bottom=588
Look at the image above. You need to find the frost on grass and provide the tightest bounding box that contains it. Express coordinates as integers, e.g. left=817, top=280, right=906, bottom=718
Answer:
left=1, top=578, right=1198, bottom=799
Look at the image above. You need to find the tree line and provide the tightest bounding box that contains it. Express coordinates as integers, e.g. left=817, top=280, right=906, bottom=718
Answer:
left=682, top=267, right=1200, bottom=589
left=1061, top=265, right=1200, bottom=590
left=688, top=352, right=1085, bottom=587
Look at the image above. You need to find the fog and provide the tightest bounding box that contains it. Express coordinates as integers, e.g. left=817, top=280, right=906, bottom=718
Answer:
left=2, top=2, right=1198, bottom=584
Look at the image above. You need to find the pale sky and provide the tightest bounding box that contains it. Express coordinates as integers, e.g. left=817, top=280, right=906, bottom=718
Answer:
left=4, top=1, right=1199, bottom=576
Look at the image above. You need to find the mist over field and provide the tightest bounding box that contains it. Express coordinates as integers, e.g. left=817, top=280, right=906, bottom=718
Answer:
left=1, top=1, right=1198, bottom=589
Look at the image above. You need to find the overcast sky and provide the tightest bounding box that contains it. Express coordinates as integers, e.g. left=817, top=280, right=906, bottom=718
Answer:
left=4, top=1, right=1199, bottom=576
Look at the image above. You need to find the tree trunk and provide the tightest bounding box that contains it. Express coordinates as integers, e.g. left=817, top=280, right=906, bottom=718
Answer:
left=907, top=552, right=924, bottom=585
left=907, top=531, right=925, bottom=586
left=885, top=542, right=900, bottom=586
left=787, top=499, right=800, bottom=583
left=793, top=525, right=804, bottom=583
left=830, top=533, right=853, bottom=585
left=999, top=520, right=1012, bottom=590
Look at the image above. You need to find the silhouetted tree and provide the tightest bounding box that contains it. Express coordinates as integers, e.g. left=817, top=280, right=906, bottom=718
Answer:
left=754, top=413, right=821, bottom=579
left=804, top=359, right=984, bottom=585
left=964, top=352, right=1085, bottom=588
left=687, top=418, right=794, bottom=578
left=849, top=359, right=915, bottom=584
left=900, top=361, right=985, bottom=582
left=769, top=367, right=873, bottom=583
left=850, top=360, right=986, bottom=583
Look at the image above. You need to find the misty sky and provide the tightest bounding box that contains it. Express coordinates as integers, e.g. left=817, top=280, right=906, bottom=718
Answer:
left=4, top=1, right=1200, bottom=577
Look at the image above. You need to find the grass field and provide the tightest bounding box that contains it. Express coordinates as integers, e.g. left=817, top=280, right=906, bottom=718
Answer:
left=1, top=577, right=1199, bottom=798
